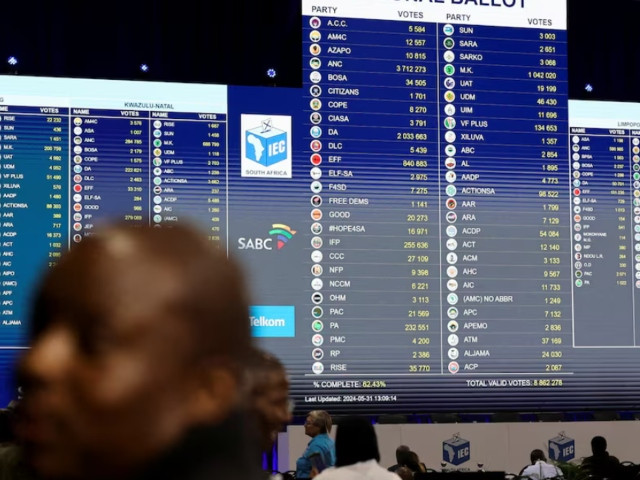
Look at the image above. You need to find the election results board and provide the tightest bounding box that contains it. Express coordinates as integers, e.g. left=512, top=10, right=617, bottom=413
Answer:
left=4, top=1, right=640, bottom=413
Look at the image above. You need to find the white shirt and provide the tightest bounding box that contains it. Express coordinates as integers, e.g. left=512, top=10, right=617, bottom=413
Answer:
left=315, top=459, right=401, bottom=480
left=521, top=460, right=563, bottom=480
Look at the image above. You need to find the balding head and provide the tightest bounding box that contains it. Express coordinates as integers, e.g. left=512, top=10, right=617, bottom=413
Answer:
left=17, top=224, right=252, bottom=479
left=32, top=223, right=251, bottom=363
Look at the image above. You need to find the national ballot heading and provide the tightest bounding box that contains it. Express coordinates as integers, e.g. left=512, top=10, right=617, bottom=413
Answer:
left=303, top=0, right=565, bottom=29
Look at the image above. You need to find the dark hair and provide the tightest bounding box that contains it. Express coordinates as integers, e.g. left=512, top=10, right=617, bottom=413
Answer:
left=404, top=451, right=423, bottom=473
left=591, top=436, right=607, bottom=454
left=396, top=445, right=411, bottom=464
left=334, top=415, right=380, bottom=467
left=531, top=449, right=546, bottom=463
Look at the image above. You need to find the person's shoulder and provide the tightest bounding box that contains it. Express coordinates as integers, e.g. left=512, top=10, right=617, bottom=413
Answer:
left=308, top=434, right=325, bottom=446
left=521, top=464, right=538, bottom=477
left=318, top=434, right=335, bottom=446
left=364, top=460, right=402, bottom=479
left=307, top=435, right=334, bottom=456
left=384, top=468, right=403, bottom=479
left=323, top=433, right=335, bottom=444
left=379, top=466, right=403, bottom=480
left=313, top=466, right=341, bottom=480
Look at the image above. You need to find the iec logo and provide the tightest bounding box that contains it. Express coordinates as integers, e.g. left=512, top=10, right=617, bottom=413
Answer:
left=250, top=306, right=295, bottom=338
left=269, top=224, right=296, bottom=250
left=443, top=434, right=470, bottom=466
left=246, top=118, right=287, bottom=165
left=241, top=114, right=292, bottom=178
left=548, top=433, right=575, bottom=462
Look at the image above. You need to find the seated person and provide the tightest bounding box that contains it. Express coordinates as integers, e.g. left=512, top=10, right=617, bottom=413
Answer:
left=581, top=436, right=620, bottom=479
left=295, top=410, right=336, bottom=479
left=520, top=449, right=563, bottom=480
left=396, top=466, right=414, bottom=480
left=405, top=451, right=427, bottom=473
left=388, top=445, right=411, bottom=472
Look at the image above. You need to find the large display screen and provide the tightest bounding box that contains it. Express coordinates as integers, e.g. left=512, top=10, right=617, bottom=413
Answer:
left=2, top=0, right=639, bottom=413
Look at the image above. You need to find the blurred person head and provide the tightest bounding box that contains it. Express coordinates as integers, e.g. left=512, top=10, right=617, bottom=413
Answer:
left=396, top=444, right=411, bottom=464
left=591, top=436, right=607, bottom=455
left=396, top=466, right=414, bottom=480
left=16, top=223, right=252, bottom=480
left=304, top=410, right=332, bottom=438
left=531, top=449, right=546, bottom=463
left=405, top=451, right=425, bottom=473
left=244, top=348, right=291, bottom=450
left=334, top=415, right=379, bottom=467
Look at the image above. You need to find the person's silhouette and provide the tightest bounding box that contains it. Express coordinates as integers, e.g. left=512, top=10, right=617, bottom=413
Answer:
left=16, top=224, right=262, bottom=480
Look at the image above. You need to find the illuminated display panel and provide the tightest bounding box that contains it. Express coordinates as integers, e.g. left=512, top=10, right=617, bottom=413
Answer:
left=3, top=0, right=640, bottom=413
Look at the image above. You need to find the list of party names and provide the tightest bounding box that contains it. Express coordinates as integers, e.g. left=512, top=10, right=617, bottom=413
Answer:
left=0, top=88, right=227, bottom=345
left=569, top=101, right=640, bottom=348
left=6, top=2, right=640, bottom=392
left=301, top=0, right=572, bottom=379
